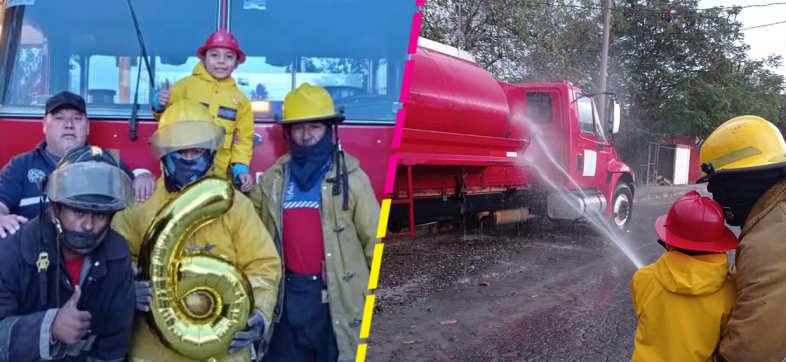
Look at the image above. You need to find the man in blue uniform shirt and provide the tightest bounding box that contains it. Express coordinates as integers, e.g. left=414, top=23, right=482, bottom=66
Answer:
left=0, top=91, right=155, bottom=238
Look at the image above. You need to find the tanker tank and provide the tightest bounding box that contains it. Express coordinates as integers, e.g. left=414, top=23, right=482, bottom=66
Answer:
left=405, top=46, right=511, bottom=139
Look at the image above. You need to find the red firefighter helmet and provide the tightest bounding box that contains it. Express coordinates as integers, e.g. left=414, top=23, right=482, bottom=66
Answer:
left=197, top=30, right=246, bottom=64
left=655, top=191, right=739, bottom=252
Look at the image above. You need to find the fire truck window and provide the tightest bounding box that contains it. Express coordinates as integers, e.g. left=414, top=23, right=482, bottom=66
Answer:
left=228, top=0, right=414, bottom=123
left=577, top=95, right=595, bottom=135
left=592, top=99, right=607, bottom=143
left=526, top=92, right=553, bottom=124
left=295, top=57, right=396, bottom=121
left=0, top=1, right=216, bottom=115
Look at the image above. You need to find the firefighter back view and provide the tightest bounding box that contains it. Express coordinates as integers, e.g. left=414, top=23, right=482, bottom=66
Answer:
left=698, top=115, right=786, bottom=362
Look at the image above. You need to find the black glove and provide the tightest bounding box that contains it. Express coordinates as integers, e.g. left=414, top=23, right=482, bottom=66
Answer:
left=133, top=267, right=152, bottom=312
left=228, top=310, right=266, bottom=354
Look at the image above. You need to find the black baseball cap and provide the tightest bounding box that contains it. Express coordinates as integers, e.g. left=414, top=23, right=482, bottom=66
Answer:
left=45, top=91, right=86, bottom=115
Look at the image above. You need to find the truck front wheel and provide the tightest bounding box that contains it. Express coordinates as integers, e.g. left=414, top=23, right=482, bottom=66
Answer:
left=611, top=183, right=633, bottom=230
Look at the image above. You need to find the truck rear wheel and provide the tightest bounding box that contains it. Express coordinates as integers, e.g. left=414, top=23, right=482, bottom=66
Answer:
left=611, top=183, right=633, bottom=230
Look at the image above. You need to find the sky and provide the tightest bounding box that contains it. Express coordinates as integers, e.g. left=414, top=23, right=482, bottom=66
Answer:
left=699, top=0, right=786, bottom=76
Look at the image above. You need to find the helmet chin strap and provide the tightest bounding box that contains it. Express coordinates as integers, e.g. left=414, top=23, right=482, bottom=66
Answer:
left=52, top=215, right=63, bottom=234
left=702, top=162, right=736, bottom=225
left=656, top=239, right=668, bottom=251
left=331, top=123, right=349, bottom=211
left=51, top=210, right=108, bottom=255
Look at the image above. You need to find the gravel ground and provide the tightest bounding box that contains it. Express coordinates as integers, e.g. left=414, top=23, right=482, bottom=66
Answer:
left=367, top=191, right=736, bottom=362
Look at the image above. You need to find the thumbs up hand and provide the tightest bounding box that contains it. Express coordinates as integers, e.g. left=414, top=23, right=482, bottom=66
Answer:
left=52, top=286, right=92, bottom=345
left=157, top=79, right=171, bottom=109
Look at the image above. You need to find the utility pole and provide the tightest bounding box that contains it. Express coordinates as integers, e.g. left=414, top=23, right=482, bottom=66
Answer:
left=598, top=0, right=612, bottom=123
left=456, top=1, right=462, bottom=50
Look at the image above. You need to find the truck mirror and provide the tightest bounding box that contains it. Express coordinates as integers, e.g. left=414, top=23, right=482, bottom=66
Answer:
left=608, top=99, right=621, bottom=135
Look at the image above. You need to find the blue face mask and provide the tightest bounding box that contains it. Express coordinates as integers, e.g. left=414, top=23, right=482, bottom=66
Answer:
left=163, top=151, right=215, bottom=192
left=289, top=126, right=334, bottom=191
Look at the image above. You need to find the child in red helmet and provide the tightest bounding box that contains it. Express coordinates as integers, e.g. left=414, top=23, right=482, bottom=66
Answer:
left=630, top=191, right=738, bottom=362
left=151, top=30, right=255, bottom=192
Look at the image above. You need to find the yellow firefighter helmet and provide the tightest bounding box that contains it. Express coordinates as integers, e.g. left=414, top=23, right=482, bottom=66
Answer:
left=699, top=115, right=786, bottom=181
left=279, top=83, right=345, bottom=124
left=150, top=100, right=226, bottom=159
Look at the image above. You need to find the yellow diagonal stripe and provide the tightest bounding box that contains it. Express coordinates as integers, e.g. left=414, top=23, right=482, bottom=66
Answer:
left=355, top=344, right=368, bottom=362
left=368, top=244, right=384, bottom=290
left=354, top=199, right=388, bottom=362
left=360, top=295, right=377, bottom=339
left=376, top=199, right=391, bottom=238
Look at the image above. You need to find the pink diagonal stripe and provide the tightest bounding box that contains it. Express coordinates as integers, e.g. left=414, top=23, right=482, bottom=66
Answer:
left=392, top=109, right=407, bottom=149
left=399, top=60, right=414, bottom=104
left=416, top=0, right=425, bottom=6
left=408, top=13, right=423, bottom=54
left=384, top=154, right=399, bottom=194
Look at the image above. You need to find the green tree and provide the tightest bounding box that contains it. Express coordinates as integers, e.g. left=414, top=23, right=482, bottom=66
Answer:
left=609, top=1, right=784, bottom=169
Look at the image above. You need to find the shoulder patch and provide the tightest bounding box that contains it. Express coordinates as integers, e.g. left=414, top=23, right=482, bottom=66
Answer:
left=27, top=168, right=46, bottom=184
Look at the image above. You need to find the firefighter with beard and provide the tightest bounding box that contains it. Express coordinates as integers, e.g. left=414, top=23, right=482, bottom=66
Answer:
left=0, top=145, right=136, bottom=362
left=698, top=115, right=786, bottom=362
left=111, top=100, right=281, bottom=362
left=250, top=83, right=381, bottom=362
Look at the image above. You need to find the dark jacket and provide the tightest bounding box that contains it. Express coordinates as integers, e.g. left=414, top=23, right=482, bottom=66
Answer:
left=0, top=142, right=135, bottom=219
left=0, top=216, right=136, bottom=362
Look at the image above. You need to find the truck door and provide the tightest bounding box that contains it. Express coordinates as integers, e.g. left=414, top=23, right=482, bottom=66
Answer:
left=524, top=88, right=570, bottom=188
left=573, top=91, right=611, bottom=189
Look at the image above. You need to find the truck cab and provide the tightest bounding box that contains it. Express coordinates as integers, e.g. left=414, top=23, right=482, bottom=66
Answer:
left=518, top=80, right=633, bottom=227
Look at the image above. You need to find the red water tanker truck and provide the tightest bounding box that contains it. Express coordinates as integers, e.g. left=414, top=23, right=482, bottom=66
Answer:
left=386, top=38, right=635, bottom=237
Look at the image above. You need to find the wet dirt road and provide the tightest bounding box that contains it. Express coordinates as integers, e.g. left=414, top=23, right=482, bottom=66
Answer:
left=368, top=190, right=729, bottom=362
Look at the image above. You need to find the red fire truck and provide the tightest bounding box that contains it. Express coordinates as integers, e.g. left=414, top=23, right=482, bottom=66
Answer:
left=0, top=0, right=414, bottom=202
left=386, top=39, right=635, bottom=236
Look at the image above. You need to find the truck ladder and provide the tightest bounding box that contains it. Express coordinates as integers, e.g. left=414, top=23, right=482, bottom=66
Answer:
left=384, top=165, right=415, bottom=239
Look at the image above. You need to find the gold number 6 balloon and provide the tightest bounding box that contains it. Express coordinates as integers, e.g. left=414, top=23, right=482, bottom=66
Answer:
left=138, top=177, right=254, bottom=360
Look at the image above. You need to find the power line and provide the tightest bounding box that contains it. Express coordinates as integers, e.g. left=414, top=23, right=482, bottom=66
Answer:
left=515, top=1, right=786, bottom=29
left=438, top=2, right=786, bottom=33
left=621, top=2, right=786, bottom=13
left=518, top=1, right=786, bottom=13
left=699, top=2, right=786, bottom=10
left=740, top=20, right=786, bottom=30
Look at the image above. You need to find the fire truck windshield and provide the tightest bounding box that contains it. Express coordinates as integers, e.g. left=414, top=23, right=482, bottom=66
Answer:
left=0, top=0, right=412, bottom=124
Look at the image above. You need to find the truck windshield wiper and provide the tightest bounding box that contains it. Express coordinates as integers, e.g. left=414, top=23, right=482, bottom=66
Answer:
left=126, top=0, right=155, bottom=141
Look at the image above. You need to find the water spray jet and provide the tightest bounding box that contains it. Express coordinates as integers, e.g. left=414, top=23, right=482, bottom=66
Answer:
left=524, top=123, right=645, bottom=269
